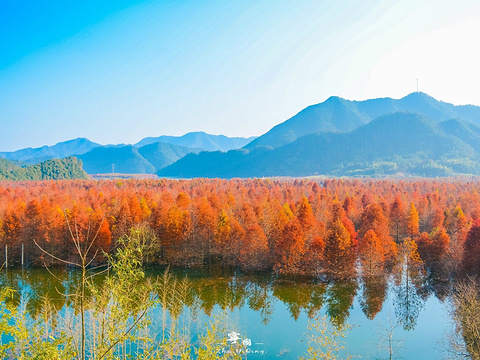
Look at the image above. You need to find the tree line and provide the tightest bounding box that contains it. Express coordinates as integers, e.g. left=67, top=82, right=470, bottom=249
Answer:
left=0, top=178, right=479, bottom=280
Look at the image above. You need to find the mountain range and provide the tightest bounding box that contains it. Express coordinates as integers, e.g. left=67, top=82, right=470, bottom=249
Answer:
left=245, top=92, right=480, bottom=150
left=3, top=92, right=480, bottom=179
left=0, top=132, right=254, bottom=175
left=159, top=92, right=480, bottom=178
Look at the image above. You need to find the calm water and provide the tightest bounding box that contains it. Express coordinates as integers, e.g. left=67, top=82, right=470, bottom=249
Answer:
left=0, top=266, right=453, bottom=359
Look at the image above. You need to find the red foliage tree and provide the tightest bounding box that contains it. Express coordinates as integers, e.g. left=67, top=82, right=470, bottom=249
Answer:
left=359, top=203, right=397, bottom=266
left=389, top=195, right=406, bottom=243
left=461, top=219, right=480, bottom=278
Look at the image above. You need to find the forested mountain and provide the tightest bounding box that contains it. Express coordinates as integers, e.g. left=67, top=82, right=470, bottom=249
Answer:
left=135, top=131, right=256, bottom=151
left=137, top=142, right=202, bottom=171
left=158, top=112, right=480, bottom=178
left=78, top=142, right=201, bottom=174
left=0, top=157, right=88, bottom=180
left=439, top=119, right=480, bottom=153
left=79, top=146, right=155, bottom=174
left=244, top=96, right=371, bottom=149
left=245, top=92, right=480, bottom=150
left=0, top=138, right=101, bottom=164
left=0, top=158, right=20, bottom=175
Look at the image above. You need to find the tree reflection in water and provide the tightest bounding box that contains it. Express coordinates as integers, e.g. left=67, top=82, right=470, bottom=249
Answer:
left=359, top=275, right=388, bottom=320
left=247, top=282, right=275, bottom=325
left=0, top=263, right=448, bottom=336
left=324, top=279, right=358, bottom=326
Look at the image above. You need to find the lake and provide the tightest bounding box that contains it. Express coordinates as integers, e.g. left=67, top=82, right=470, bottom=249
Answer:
left=0, top=266, right=453, bottom=359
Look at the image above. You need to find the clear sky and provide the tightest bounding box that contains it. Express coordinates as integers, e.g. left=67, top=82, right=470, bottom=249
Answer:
left=1, top=0, right=480, bottom=151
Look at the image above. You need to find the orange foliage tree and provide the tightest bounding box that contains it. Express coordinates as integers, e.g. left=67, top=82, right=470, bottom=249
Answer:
left=0, top=177, right=479, bottom=279
left=406, top=202, right=420, bottom=240
left=323, top=203, right=356, bottom=279
left=461, top=219, right=480, bottom=278
left=360, top=230, right=385, bottom=276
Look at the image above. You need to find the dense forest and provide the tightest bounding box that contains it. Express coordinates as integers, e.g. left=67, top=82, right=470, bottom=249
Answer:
left=0, top=157, right=88, bottom=181
left=0, top=178, right=479, bottom=281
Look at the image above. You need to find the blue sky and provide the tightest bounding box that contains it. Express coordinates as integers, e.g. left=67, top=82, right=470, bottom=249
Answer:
left=1, top=0, right=480, bottom=151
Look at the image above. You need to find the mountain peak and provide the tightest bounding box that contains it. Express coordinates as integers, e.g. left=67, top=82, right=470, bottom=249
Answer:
left=325, top=95, right=343, bottom=102
left=403, top=91, right=431, bottom=97
left=135, top=132, right=254, bottom=151
left=401, top=91, right=435, bottom=102
left=0, top=137, right=101, bottom=164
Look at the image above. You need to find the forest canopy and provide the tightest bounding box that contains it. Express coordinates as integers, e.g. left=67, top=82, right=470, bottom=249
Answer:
left=0, top=178, right=479, bottom=281
left=0, top=157, right=88, bottom=181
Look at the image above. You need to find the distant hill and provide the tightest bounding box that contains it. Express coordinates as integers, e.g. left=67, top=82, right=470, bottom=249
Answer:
left=137, top=142, right=202, bottom=171
left=79, top=142, right=201, bottom=174
left=0, top=158, right=20, bottom=175
left=245, top=92, right=480, bottom=150
left=244, top=96, right=370, bottom=150
left=0, top=133, right=254, bottom=168
left=135, top=131, right=256, bottom=151
left=439, top=119, right=480, bottom=153
left=0, top=157, right=88, bottom=180
left=158, top=112, right=480, bottom=178
left=0, top=138, right=101, bottom=164
left=79, top=146, right=156, bottom=174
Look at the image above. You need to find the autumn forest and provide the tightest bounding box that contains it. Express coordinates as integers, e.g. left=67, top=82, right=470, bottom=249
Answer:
left=1, top=178, right=479, bottom=282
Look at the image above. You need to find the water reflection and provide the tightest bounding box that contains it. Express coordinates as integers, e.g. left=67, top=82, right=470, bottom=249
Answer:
left=272, top=279, right=326, bottom=321
left=1, top=264, right=453, bottom=330
left=247, top=282, right=275, bottom=325
left=359, top=275, right=388, bottom=320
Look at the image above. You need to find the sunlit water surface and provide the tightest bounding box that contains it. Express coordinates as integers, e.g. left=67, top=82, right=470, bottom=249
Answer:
left=1, top=267, right=453, bottom=359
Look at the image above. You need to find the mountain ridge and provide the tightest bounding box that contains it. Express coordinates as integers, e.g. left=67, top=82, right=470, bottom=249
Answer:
left=135, top=131, right=256, bottom=151
left=0, top=132, right=255, bottom=165
left=0, top=138, right=101, bottom=164
left=78, top=142, right=202, bottom=174
left=245, top=92, right=480, bottom=150
left=0, top=133, right=255, bottom=175
left=159, top=112, right=480, bottom=178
